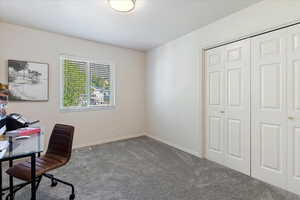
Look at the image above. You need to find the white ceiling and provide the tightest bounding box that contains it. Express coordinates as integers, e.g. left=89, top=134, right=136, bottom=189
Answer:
left=0, top=0, right=262, bottom=51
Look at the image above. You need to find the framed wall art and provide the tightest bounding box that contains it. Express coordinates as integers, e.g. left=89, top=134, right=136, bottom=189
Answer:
left=8, top=60, right=49, bottom=101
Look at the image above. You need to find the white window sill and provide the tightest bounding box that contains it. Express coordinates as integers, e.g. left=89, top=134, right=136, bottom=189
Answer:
left=60, top=105, right=116, bottom=112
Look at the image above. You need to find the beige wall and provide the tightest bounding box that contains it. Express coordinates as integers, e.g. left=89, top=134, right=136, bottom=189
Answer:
left=0, top=22, right=146, bottom=148
left=146, top=0, right=300, bottom=157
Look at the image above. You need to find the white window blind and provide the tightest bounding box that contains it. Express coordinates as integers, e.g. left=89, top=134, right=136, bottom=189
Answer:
left=61, top=56, right=115, bottom=110
left=90, top=63, right=112, bottom=106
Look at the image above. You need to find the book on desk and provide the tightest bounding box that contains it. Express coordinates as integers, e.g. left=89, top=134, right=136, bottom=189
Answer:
left=6, top=127, right=41, bottom=137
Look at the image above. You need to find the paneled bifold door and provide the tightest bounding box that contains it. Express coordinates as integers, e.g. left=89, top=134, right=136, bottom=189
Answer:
left=251, top=27, right=288, bottom=189
left=205, top=39, right=251, bottom=175
left=287, top=25, right=300, bottom=195
left=205, top=23, right=300, bottom=195
left=251, top=24, right=300, bottom=194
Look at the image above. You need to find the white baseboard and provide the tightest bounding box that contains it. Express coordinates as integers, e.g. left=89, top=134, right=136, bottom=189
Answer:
left=146, top=134, right=202, bottom=158
left=73, top=133, right=146, bottom=149
left=73, top=132, right=203, bottom=159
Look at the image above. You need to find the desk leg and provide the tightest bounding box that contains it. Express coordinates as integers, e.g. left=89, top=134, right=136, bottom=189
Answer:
left=9, top=160, right=13, bottom=200
left=0, top=162, right=2, bottom=200
left=31, top=154, right=36, bottom=200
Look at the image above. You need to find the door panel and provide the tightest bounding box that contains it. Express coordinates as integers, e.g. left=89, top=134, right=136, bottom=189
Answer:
left=251, top=28, right=288, bottom=189
left=208, top=71, right=221, bottom=105
left=224, top=39, right=251, bottom=175
left=260, top=39, right=281, bottom=57
left=260, top=123, right=282, bottom=171
left=227, top=118, right=242, bottom=158
left=205, top=39, right=251, bottom=175
left=287, top=25, right=300, bottom=195
left=227, top=68, right=241, bottom=106
left=205, top=47, right=225, bottom=164
left=208, top=116, right=222, bottom=152
left=292, top=127, right=300, bottom=177
left=260, top=64, right=281, bottom=109
left=293, top=61, right=300, bottom=110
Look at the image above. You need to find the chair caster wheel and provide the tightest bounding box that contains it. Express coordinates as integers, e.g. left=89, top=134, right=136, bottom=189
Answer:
left=51, top=180, right=58, bottom=187
left=69, top=194, right=75, bottom=200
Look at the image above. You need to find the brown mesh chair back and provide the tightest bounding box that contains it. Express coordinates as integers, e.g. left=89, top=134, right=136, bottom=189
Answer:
left=46, top=124, right=75, bottom=162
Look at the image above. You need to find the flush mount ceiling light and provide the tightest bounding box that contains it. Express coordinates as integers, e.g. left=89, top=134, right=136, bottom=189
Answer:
left=108, top=0, right=136, bottom=12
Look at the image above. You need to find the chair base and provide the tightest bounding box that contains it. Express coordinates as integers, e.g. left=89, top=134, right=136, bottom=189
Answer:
left=43, top=173, right=75, bottom=200
left=5, top=174, right=75, bottom=200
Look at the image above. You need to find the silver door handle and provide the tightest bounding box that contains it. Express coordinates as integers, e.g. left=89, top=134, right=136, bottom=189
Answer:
left=220, top=111, right=225, bottom=113
left=288, top=116, right=295, bottom=120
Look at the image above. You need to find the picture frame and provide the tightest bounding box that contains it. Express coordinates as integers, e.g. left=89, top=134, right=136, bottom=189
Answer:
left=8, top=60, right=49, bottom=101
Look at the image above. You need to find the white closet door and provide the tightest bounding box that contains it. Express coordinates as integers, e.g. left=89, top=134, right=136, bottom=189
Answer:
left=205, top=40, right=251, bottom=175
left=224, top=39, right=251, bottom=175
left=287, top=24, right=300, bottom=195
left=205, top=46, right=225, bottom=164
left=251, top=28, right=288, bottom=189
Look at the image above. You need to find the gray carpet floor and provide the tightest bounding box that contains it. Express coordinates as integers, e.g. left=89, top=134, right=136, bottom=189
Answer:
left=3, top=136, right=300, bottom=200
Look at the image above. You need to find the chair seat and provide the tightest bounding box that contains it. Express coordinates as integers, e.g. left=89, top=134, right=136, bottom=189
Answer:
left=6, top=153, right=68, bottom=181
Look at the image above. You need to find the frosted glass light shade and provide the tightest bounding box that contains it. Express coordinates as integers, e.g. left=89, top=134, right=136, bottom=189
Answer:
left=109, top=0, right=136, bottom=12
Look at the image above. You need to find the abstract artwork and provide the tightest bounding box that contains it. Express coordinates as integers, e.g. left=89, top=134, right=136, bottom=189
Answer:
left=8, top=60, right=49, bottom=101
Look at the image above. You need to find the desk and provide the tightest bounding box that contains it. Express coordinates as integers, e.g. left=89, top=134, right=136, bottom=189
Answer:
left=0, top=133, right=44, bottom=200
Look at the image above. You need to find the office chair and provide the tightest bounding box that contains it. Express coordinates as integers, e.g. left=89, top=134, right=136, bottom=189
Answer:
left=6, top=124, right=75, bottom=200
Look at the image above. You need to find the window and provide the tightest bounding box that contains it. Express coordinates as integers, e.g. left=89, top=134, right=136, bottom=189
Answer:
left=60, top=56, right=115, bottom=111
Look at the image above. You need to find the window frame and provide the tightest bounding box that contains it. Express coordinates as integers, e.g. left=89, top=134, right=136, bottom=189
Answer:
left=60, top=55, right=116, bottom=112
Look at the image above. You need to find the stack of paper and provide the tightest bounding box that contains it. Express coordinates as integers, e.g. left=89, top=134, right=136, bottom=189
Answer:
left=0, top=141, right=8, bottom=151
left=0, top=141, right=8, bottom=158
